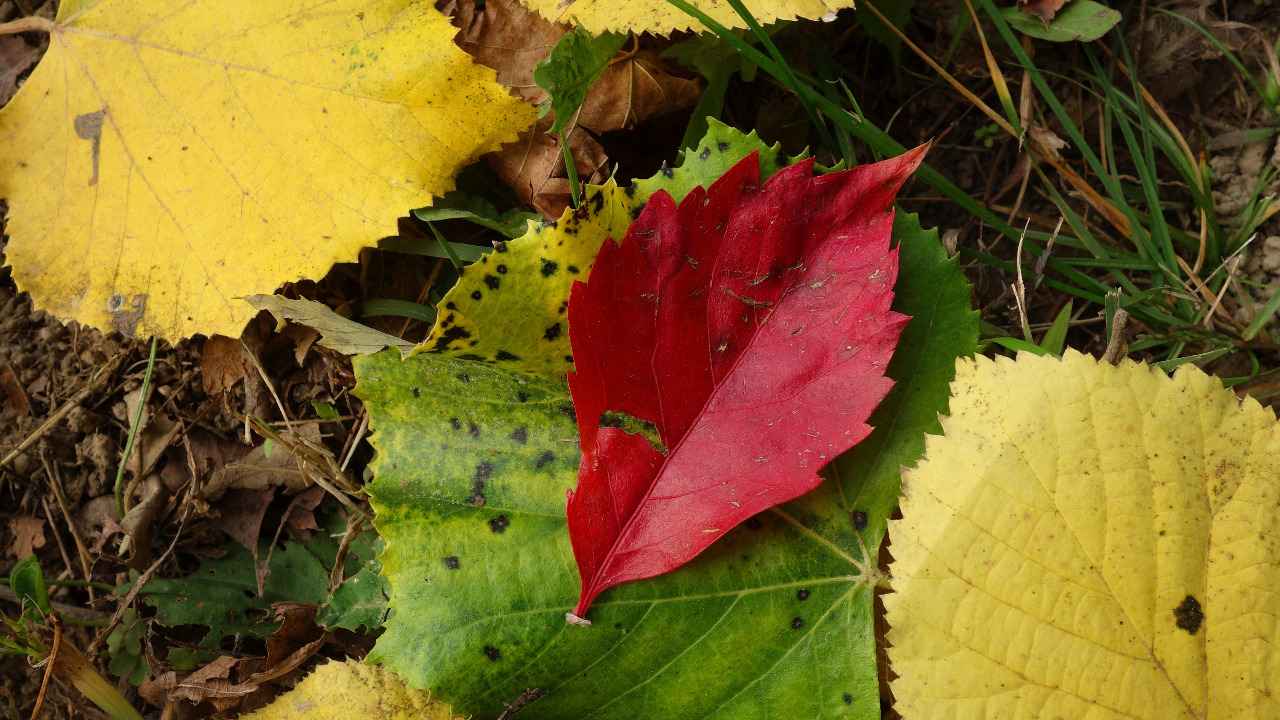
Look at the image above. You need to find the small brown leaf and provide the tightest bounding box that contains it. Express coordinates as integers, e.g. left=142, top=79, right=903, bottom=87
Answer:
left=0, top=362, right=30, bottom=418
left=1019, top=0, right=1067, bottom=23
left=7, top=516, right=45, bottom=558
left=200, top=335, right=248, bottom=395
left=0, top=37, right=40, bottom=106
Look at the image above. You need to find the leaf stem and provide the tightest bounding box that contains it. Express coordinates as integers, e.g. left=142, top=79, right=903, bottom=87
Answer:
left=113, top=336, right=158, bottom=518
left=0, top=16, right=54, bottom=36
left=559, top=128, right=581, bottom=208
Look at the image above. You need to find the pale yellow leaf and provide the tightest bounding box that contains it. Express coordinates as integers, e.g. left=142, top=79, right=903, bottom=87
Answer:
left=0, top=1, right=533, bottom=341
left=887, top=350, right=1280, bottom=719
left=243, top=660, right=457, bottom=720
left=520, top=0, right=854, bottom=35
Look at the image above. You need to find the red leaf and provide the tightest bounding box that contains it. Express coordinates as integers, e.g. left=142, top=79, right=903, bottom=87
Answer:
left=565, top=147, right=928, bottom=618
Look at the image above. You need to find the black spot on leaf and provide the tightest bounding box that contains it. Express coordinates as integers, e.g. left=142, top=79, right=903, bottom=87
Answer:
left=483, top=645, right=501, bottom=661
left=567, top=265, right=580, bottom=274
left=842, top=693, right=854, bottom=706
left=516, top=391, right=529, bottom=403
left=488, top=514, right=509, bottom=533
left=544, top=323, right=562, bottom=341
left=496, top=350, right=520, bottom=361
left=717, top=141, right=729, bottom=151
left=797, top=589, right=810, bottom=601
left=471, top=290, right=483, bottom=301
left=443, top=556, right=460, bottom=570
left=511, top=427, right=528, bottom=444
left=852, top=510, right=868, bottom=531
left=534, top=451, right=555, bottom=469
left=1174, top=595, right=1204, bottom=634
left=468, top=422, right=481, bottom=438
left=431, top=325, right=471, bottom=351
left=411, top=387, right=421, bottom=398
left=457, top=373, right=471, bottom=383
left=450, top=417, right=462, bottom=431
left=791, top=617, right=804, bottom=630
left=484, top=274, right=500, bottom=290
left=699, top=147, right=711, bottom=160
left=446, top=301, right=457, bottom=310
left=494, top=240, right=508, bottom=253
left=497, top=264, right=508, bottom=274
left=541, top=259, right=559, bottom=277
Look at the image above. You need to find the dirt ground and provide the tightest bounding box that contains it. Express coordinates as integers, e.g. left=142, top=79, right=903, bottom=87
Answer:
left=4, top=0, right=1280, bottom=717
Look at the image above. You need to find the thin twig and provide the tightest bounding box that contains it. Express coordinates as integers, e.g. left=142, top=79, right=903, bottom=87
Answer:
left=2, top=352, right=126, bottom=471
left=1012, top=220, right=1033, bottom=342
left=42, top=453, right=96, bottom=605
left=30, top=615, right=61, bottom=720
left=114, top=337, right=159, bottom=517
left=0, top=15, right=54, bottom=36
left=0, top=587, right=106, bottom=626
left=1102, top=309, right=1131, bottom=364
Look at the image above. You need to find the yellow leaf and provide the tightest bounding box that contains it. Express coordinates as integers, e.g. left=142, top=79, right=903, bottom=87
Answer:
left=416, top=181, right=632, bottom=375
left=519, top=0, right=854, bottom=35
left=243, top=660, right=457, bottom=720
left=0, top=1, right=533, bottom=341
left=886, top=350, right=1280, bottom=719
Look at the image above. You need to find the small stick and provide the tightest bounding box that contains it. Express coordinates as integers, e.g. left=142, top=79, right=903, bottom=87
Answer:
left=0, top=15, right=54, bottom=36
left=40, top=498, right=78, bottom=598
left=2, top=351, right=126, bottom=471
left=1102, top=309, right=1130, bottom=364
left=0, top=587, right=106, bottom=626
left=30, top=614, right=61, bottom=720
left=42, top=454, right=96, bottom=605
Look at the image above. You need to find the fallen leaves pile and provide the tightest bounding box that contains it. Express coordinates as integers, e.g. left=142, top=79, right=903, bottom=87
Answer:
left=0, top=1, right=1267, bottom=720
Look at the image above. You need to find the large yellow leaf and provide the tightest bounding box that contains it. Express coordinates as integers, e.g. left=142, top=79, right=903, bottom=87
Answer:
left=0, top=1, right=533, bottom=340
left=243, top=660, right=457, bottom=720
left=520, top=0, right=854, bottom=35
left=886, top=351, right=1280, bottom=719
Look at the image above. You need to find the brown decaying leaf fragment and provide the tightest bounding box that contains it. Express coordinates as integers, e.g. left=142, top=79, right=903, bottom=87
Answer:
left=1019, top=0, right=1067, bottom=23
left=438, top=0, right=700, bottom=217
left=7, top=515, right=46, bottom=558
left=0, top=36, right=40, bottom=106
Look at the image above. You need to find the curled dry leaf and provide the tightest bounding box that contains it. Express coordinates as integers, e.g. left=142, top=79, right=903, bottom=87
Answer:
left=1019, top=0, right=1067, bottom=23
left=440, top=0, right=699, bottom=217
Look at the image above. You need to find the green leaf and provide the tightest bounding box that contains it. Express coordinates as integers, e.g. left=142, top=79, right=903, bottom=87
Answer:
left=854, top=0, right=914, bottom=59
left=1001, top=0, right=1120, bottom=43
left=136, top=515, right=378, bottom=645
left=360, top=298, right=437, bottom=324
left=633, top=117, right=783, bottom=203
left=7, top=556, right=50, bottom=615
left=412, top=192, right=539, bottom=240
left=534, top=28, right=628, bottom=135
left=106, top=608, right=150, bottom=685
left=357, top=214, right=977, bottom=719
left=831, top=211, right=980, bottom=549
left=990, top=336, right=1052, bottom=356
left=1039, top=300, right=1073, bottom=356
left=317, top=535, right=390, bottom=633
left=415, top=182, right=634, bottom=377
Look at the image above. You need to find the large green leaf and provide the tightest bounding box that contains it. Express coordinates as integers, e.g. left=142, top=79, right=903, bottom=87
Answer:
left=358, top=219, right=975, bottom=719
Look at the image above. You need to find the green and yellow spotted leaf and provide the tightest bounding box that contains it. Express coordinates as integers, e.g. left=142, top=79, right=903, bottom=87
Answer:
left=415, top=181, right=632, bottom=376
left=417, top=119, right=786, bottom=378
left=357, top=206, right=977, bottom=718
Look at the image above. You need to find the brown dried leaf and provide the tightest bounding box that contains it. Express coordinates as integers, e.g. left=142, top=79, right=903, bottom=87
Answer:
left=441, top=0, right=699, bottom=216
left=487, top=118, right=609, bottom=218
left=0, top=36, right=40, bottom=106
left=7, top=516, right=45, bottom=558
left=200, top=335, right=248, bottom=395
left=0, top=362, right=29, bottom=418
left=1019, top=0, right=1067, bottom=22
